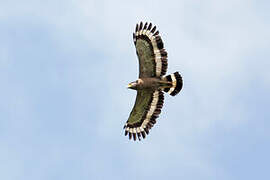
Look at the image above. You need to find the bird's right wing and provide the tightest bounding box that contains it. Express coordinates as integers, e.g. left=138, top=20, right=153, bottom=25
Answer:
left=124, top=90, right=164, bottom=141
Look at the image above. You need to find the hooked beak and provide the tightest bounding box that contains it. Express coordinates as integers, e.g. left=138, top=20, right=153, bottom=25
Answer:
left=127, top=83, right=132, bottom=88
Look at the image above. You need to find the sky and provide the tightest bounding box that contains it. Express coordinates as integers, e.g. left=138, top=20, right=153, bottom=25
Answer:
left=0, top=0, right=270, bottom=179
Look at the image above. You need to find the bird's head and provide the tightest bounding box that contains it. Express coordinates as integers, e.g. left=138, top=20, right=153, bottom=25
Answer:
left=127, top=79, right=143, bottom=90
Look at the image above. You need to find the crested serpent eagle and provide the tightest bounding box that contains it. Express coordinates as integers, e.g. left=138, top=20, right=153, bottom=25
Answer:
left=124, top=22, right=183, bottom=141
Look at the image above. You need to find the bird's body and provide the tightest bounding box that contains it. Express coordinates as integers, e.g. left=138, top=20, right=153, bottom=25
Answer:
left=124, top=22, right=183, bottom=141
left=128, top=77, right=172, bottom=90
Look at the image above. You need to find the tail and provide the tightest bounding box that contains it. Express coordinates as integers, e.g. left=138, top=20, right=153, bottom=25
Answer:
left=163, top=72, right=183, bottom=96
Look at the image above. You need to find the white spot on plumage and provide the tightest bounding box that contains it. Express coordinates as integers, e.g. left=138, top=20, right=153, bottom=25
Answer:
left=142, top=29, right=147, bottom=35
left=151, top=35, right=156, bottom=41
left=145, top=30, right=151, bottom=37
left=148, top=32, right=153, bottom=39
left=155, top=57, right=162, bottom=76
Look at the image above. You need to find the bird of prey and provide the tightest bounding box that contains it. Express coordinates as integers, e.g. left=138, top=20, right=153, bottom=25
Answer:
left=124, top=22, right=183, bottom=141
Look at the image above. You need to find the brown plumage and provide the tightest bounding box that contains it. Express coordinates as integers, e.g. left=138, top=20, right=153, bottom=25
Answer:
left=124, top=22, right=183, bottom=141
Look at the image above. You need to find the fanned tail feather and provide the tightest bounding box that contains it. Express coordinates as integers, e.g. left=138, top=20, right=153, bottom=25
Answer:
left=163, top=72, right=183, bottom=96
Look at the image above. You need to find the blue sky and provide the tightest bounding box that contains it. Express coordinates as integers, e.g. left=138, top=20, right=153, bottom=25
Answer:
left=0, top=0, right=270, bottom=179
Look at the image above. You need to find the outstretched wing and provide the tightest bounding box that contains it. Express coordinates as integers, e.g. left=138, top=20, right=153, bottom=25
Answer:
left=133, top=22, right=168, bottom=78
left=124, top=90, right=164, bottom=141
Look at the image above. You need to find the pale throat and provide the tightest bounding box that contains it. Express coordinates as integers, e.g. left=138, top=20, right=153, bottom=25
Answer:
left=137, top=78, right=144, bottom=84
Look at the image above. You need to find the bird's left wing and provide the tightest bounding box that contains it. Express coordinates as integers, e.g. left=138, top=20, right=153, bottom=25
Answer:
left=124, top=90, right=164, bottom=141
left=133, top=22, right=168, bottom=78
